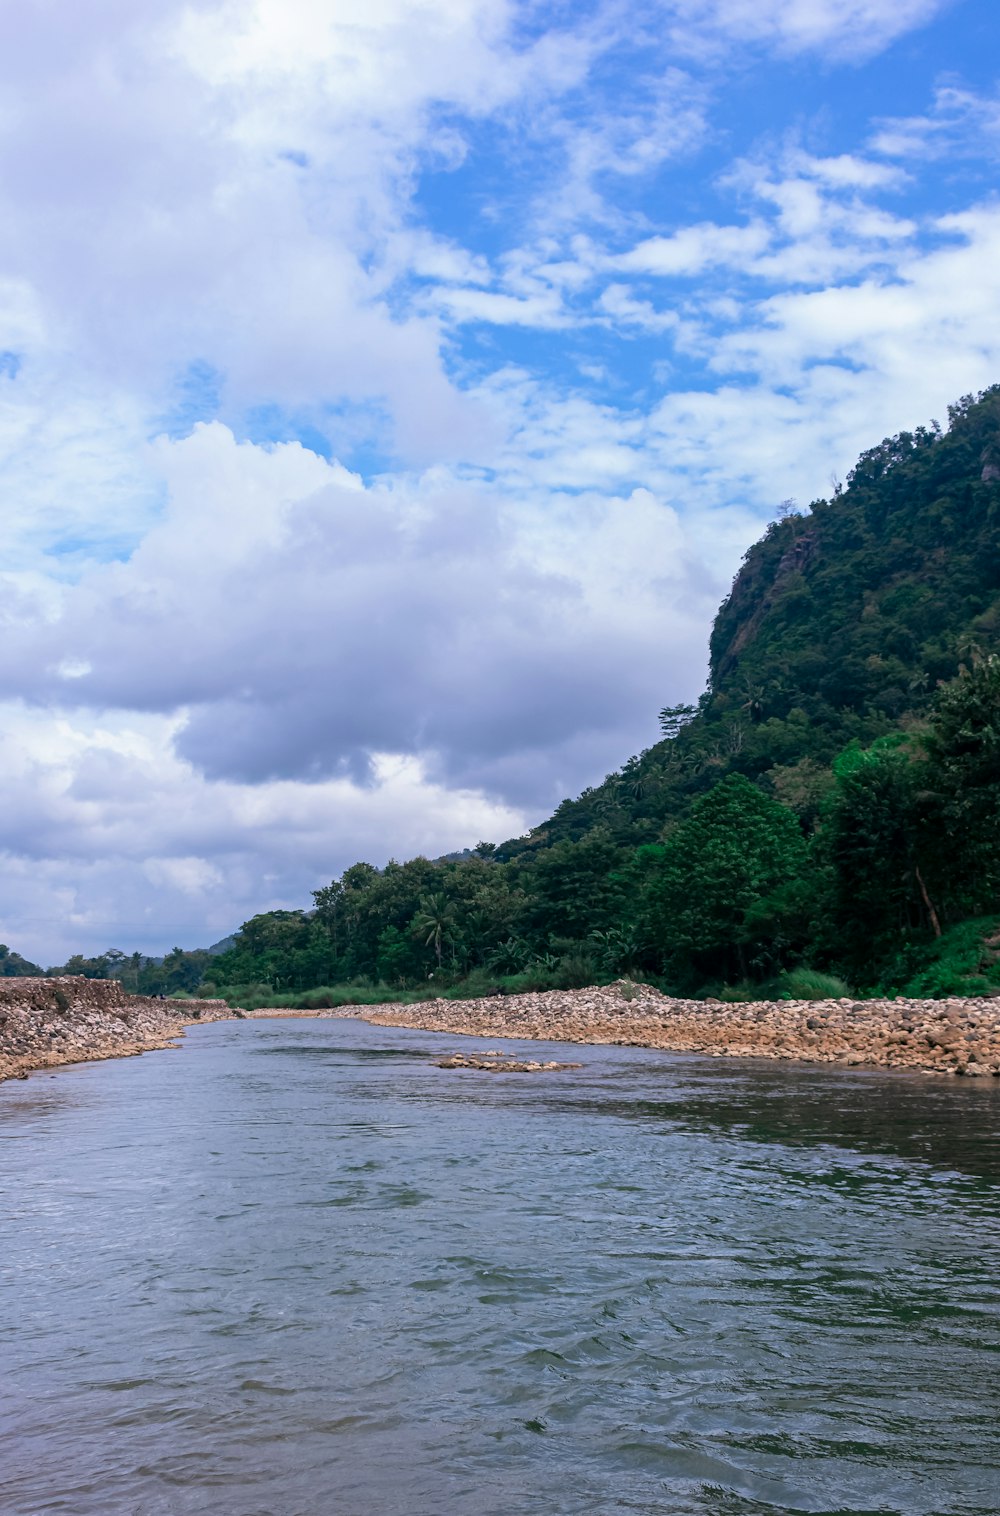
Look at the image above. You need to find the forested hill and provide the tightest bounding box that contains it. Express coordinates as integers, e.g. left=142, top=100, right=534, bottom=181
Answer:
left=514, top=385, right=1000, bottom=856
left=710, top=389, right=1000, bottom=735
left=42, top=386, right=1000, bottom=1004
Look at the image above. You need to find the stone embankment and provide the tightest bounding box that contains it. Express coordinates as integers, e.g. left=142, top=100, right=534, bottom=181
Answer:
left=0, top=977, right=235, bottom=1083
left=290, top=981, right=1000, bottom=1076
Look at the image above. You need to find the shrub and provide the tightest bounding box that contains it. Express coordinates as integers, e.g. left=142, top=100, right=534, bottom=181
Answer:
left=718, top=981, right=761, bottom=1002
left=557, top=952, right=599, bottom=989
left=892, top=915, right=1000, bottom=998
left=778, top=968, right=852, bottom=1000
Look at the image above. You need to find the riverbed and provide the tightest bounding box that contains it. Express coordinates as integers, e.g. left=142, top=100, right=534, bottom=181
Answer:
left=2, top=1017, right=998, bottom=1515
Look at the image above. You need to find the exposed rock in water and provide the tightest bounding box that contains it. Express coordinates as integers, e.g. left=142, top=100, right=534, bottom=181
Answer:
left=0, top=978, right=237, bottom=1083
left=437, top=1051, right=582, bottom=1073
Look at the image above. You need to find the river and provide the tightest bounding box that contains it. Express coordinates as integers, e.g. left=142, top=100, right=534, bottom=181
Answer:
left=2, top=1017, right=998, bottom=1515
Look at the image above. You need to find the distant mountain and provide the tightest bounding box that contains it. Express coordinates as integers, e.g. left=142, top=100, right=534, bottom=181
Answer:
left=133, top=935, right=238, bottom=966
left=205, top=934, right=239, bottom=956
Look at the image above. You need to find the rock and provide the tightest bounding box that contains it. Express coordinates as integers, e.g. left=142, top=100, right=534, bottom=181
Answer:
left=0, top=978, right=239, bottom=1084
left=926, top=1027, right=963, bottom=1048
left=436, top=1053, right=581, bottom=1073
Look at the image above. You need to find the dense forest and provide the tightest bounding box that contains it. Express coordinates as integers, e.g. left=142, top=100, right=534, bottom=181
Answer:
left=32, top=386, right=1000, bottom=1004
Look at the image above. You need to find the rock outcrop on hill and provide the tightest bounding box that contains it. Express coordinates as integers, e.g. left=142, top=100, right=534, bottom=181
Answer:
left=0, top=977, right=235, bottom=1083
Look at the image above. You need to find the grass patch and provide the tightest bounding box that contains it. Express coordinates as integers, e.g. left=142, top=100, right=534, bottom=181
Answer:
left=777, top=968, right=853, bottom=1000
left=880, top=915, right=1000, bottom=999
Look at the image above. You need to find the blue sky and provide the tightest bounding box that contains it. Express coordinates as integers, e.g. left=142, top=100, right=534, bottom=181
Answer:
left=1, top=0, right=1000, bottom=961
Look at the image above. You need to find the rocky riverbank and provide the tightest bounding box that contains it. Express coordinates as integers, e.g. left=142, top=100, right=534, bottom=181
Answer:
left=6, top=977, right=1000, bottom=1083
left=251, top=981, right=1000, bottom=1076
left=0, top=977, right=236, bottom=1083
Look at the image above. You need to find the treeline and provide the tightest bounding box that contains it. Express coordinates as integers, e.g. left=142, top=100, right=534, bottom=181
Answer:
left=201, top=655, right=1000, bottom=1007
left=0, top=945, right=44, bottom=977
left=37, top=946, right=213, bottom=997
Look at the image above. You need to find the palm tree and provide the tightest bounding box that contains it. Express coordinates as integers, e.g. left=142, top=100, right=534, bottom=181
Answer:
left=411, top=893, right=455, bottom=971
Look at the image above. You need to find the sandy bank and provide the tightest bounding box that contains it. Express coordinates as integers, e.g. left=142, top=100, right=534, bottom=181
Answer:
left=0, top=977, right=235, bottom=1083
left=249, top=981, right=1000, bottom=1076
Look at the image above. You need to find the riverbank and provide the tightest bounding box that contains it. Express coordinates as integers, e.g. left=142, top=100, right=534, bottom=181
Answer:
left=5, top=977, right=1000, bottom=1083
left=248, top=980, right=1000, bottom=1076
left=0, top=977, right=235, bottom=1083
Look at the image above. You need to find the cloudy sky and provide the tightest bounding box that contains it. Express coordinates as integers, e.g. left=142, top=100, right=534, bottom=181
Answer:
left=3, top=0, right=1000, bottom=962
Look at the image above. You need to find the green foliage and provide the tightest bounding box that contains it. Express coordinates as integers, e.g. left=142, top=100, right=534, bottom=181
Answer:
left=776, top=968, right=852, bottom=1000
left=820, top=735, right=935, bottom=972
left=0, top=944, right=43, bottom=976
left=923, top=655, right=1000, bottom=915
left=556, top=951, right=600, bottom=988
left=587, top=923, right=645, bottom=975
left=45, top=945, right=210, bottom=994
left=375, top=925, right=423, bottom=986
left=658, top=703, right=697, bottom=739
left=879, top=916, right=1000, bottom=998
left=639, top=775, right=808, bottom=987
left=410, top=892, right=456, bottom=970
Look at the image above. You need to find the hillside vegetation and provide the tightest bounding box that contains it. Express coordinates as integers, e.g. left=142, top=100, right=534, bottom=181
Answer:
left=47, top=387, right=1000, bottom=1005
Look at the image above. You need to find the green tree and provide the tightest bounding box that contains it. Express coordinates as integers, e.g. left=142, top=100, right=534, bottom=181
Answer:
left=924, top=655, right=1000, bottom=914
left=0, top=944, right=43, bottom=977
left=820, top=735, right=941, bottom=976
left=658, top=703, right=697, bottom=740
left=515, top=831, right=628, bottom=949
left=376, top=925, right=424, bottom=984
left=411, top=893, right=456, bottom=971
left=640, top=774, right=808, bottom=985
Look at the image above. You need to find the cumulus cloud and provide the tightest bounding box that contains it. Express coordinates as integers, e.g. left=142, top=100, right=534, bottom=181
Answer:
left=0, top=0, right=591, bottom=468
left=1, top=424, right=720, bottom=808
left=0, top=0, right=993, bottom=959
left=615, top=223, right=774, bottom=277
left=0, top=703, right=527, bottom=963
left=711, top=203, right=1000, bottom=395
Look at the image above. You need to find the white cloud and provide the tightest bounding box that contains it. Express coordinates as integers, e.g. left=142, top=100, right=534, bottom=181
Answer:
left=431, top=285, right=571, bottom=327
left=785, top=150, right=909, bottom=190
left=0, top=423, right=722, bottom=813
left=608, top=149, right=916, bottom=294
left=0, top=701, right=527, bottom=963
left=712, top=203, right=1000, bottom=390
left=0, top=0, right=598, bottom=476
left=870, top=81, right=1000, bottom=159
left=665, top=0, right=948, bottom=61
left=616, top=222, right=773, bottom=276
left=597, top=284, right=680, bottom=332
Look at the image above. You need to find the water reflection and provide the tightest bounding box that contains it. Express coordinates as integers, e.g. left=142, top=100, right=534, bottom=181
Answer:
left=557, top=1060, right=1000, bottom=1184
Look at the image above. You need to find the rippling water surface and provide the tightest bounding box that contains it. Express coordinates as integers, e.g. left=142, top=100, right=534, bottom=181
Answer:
left=2, top=1018, right=999, bottom=1515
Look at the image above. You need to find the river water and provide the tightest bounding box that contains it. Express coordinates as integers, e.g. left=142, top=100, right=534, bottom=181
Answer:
left=1, top=1018, right=999, bottom=1516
